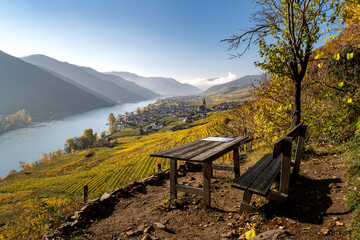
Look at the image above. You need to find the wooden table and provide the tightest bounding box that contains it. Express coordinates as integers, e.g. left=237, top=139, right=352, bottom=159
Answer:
left=150, top=136, right=247, bottom=208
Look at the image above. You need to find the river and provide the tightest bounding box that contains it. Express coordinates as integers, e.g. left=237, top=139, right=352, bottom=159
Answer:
left=0, top=99, right=156, bottom=177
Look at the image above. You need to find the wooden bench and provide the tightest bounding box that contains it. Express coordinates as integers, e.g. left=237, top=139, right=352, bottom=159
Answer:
left=231, top=123, right=307, bottom=213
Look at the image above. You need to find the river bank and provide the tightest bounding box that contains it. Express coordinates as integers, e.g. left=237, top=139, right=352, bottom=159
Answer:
left=0, top=99, right=156, bottom=177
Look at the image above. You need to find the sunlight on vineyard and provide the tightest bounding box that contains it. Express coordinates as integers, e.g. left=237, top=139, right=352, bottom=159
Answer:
left=0, top=111, right=241, bottom=239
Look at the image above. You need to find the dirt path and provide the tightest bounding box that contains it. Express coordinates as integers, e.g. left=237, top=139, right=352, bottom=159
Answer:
left=83, top=150, right=352, bottom=240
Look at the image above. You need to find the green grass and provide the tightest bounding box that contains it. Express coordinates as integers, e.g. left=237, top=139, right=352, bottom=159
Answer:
left=345, top=138, right=360, bottom=239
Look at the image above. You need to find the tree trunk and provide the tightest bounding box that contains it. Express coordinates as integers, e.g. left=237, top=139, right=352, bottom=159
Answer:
left=293, top=80, right=301, bottom=127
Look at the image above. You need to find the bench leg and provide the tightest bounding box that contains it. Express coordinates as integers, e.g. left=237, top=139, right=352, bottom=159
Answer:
left=233, top=148, right=240, bottom=179
left=170, top=158, right=177, bottom=201
left=239, top=191, right=256, bottom=213
left=203, top=162, right=211, bottom=208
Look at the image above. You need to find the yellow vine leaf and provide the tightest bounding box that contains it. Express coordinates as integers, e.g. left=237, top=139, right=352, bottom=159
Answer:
left=348, top=98, right=353, bottom=104
left=338, top=82, right=344, bottom=87
left=334, top=53, right=340, bottom=60
left=318, top=63, right=323, bottom=68
left=315, top=51, right=324, bottom=59
left=347, top=52, right=354, bottom=60
left=244, top=228, right=256, bottom=239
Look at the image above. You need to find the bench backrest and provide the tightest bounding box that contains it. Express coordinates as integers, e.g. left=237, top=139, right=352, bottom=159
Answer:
left=272, top=123, right=307, bottom=194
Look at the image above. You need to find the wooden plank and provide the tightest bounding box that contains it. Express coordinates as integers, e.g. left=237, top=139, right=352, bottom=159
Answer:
left=293, top=125, right=307, bottom=177
left=150, top=139, right=203, bottom=157
left=239, top=201, right=257, bottom=213
left=247, top=154, right=282, bottom=195
left=233, top=148, right=240, bottom=179
left=293, top=135, right=305, bottom=177
left=243, top=190, right=253, bottom=203
left=202, top=162, right=211, bottom=208
left=300, top=124, right=307, bottom=137
left=273, top=139, right=283, bottom=158
left=170, top=159, right=177, bottom=200
left=171, top=141, right=223, bottom=160
left=266, top=190, right=288, bottom=203
left=176, top=184, right=204, bottom=196
left=272, top=123, right=304, bottom=158
left=280, top=137, right=292, bottom=195
left=239, top=191, right=255, bottom=213
left=284, top=124, right=301, bottom=140
left=212, top=164, right=234, bottom=171
left=231, top=154, right=273, bottom=190
left=190, top=136, right=247, bottom=162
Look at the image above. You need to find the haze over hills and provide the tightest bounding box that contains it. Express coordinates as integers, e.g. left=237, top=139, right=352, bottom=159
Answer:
left=0, top=51, right=112, bottom=121
left=204, top=75, right=262, bottom=94
left=107, top=71, right=202, bottom=96
left=22, top=55, right=159, bottom=104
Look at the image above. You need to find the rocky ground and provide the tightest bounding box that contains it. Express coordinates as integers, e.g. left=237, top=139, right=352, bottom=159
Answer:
left=72, top=148, right=352, bottom=240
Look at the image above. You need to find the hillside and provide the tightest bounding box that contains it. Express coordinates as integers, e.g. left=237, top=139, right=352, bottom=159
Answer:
left=204, top=75, right=261, bottom=94
left=107, top=71, right=202, bottom=96
left=22, top=55, right=159, bottom=104
left=0, top=112, right=230, bottom=239
left=0, top=51, right=112, bottom=121
left=0, top=109, right=355, bottom=239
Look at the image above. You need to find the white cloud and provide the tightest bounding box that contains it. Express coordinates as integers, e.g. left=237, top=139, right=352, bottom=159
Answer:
left=183, top=72, right=238, bottom=91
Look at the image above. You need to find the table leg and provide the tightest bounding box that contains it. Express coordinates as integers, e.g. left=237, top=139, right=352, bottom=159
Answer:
left=202, top=162, right=211, bottom=208
left=170, top=158, right=177, bottom=201
left=233, top=148, right=240, bottom=179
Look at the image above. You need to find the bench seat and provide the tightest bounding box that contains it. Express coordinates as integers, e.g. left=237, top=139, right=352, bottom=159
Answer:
left=232, top=123, right=307, bottom=213
left=232, top=154, right=281, bottom=196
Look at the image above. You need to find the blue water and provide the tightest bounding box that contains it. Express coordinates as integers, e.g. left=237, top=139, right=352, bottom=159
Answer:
left=0, top=100, right=156, bottom=177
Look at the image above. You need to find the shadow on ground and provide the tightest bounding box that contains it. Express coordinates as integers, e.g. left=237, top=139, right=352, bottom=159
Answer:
left=259, top=175, right=342, bottom=224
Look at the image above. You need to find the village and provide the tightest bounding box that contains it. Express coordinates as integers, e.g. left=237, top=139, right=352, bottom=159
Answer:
left=112, top=98, right=240, bottom=134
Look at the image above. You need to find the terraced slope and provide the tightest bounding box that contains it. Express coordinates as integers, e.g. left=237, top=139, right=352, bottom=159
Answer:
left=0, top=111, right=235, bottom=239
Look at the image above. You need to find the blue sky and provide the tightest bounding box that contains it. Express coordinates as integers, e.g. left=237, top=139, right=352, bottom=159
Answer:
left=0, top=0, right=262, bottom=89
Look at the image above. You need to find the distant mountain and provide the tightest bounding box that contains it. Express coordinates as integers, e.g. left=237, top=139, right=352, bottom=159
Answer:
left=81, top=67, right=159, bottom=100
left=107, top=71, right=202, bottom=96
left=204, top=75, right=261, bottom=94
left=22, top=55, right=159, bottom=104
left=0, top=51, right=112, bottom=121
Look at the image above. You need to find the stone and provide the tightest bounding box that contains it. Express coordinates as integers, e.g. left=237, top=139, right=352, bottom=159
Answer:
left=319, top=227, right=330, bottom=235
left=81, top=204, right=96, bottom=215
left=58, top=222, right=73, bottom=235
left=133, top=184, right=145, bottom=192
left=220, top=233, right=232, bottom=239
left=144, top=226, right=154, bottom=234
left=42, top=230, right=62, bottom=240
left=250, top=229, right=287, bottom=240
left=125, top=230, right=143, bottom=237
left=126, top=181, right=145, bottom=192
left=140, top=175, right=159, bottom=185
left=178, top=171, right=186, bottom=177
left=100, top=193, right=112, bottom=202
left=142, top=234, right=152, bottom=240
left=154, top=222, right=166, bottom=230
left=70, top=220, right=81, bottom=227
left=73, top=211, right=83, bottom=219
left=110, top=187, right=127, bottom=197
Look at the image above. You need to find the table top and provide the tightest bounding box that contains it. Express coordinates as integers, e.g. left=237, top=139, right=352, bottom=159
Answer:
left=150, top=136, right=247, bottom=163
